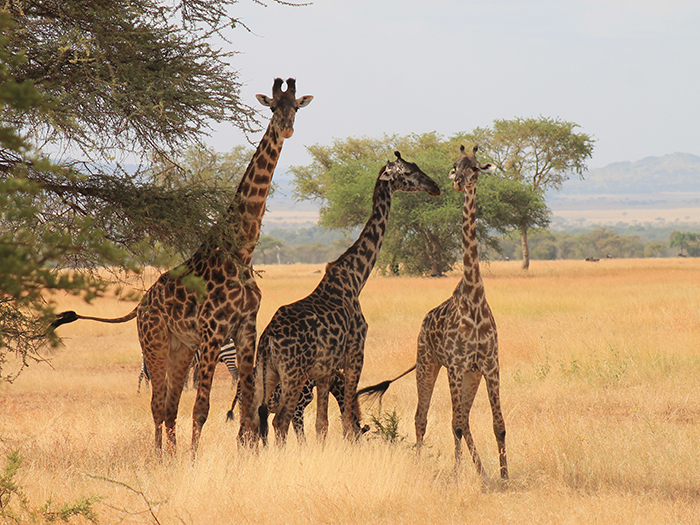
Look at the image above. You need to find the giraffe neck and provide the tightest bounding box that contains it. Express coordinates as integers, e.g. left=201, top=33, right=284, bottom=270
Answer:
left=232, top=124, right=283, bottom=262
left=323, top=178, right=392, bottom=297
left=195, top=123, right=283, bottom=265
left=458, top=184, right=486, bottom=303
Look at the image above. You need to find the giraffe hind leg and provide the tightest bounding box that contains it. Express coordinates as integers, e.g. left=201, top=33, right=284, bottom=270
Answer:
left=460, top=370, right=486, bottom=479
left=291, top=380, right=315, bottom=443
left=448, top=370, right=485, bottom=478
left=314, top=376, right=331, bottom=441
left=415, top=337, right=441, bottom=451
left=484, top=371, right=508, bottom=480
left=272, top=378, right=305, bottom=445
left=163, top=342, right=195, bottom=453
left=141, top=341, right=168, bottom=455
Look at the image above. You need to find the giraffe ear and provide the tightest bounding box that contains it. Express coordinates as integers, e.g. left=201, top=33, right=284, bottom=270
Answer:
left=480, top=163, right=496, bottom=174
left=256, top=94, right=273, bottom=107
left=296, top=95, right=314, bottom=108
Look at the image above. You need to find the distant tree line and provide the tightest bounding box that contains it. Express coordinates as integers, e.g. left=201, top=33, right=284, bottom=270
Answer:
left=252, top=226, right=699, bottom=265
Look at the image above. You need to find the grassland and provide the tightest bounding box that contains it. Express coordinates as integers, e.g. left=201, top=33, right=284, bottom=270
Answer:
left=1, top=259, right=699, bottom=524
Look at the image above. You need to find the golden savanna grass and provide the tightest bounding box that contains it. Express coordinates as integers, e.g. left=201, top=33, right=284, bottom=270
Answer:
left=1, top=259, right=699, bottom=524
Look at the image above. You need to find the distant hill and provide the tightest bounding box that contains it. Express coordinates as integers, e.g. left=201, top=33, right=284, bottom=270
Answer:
left=558, top=153, right=700, bottom=195
left=547, top=153, right=700, bottom=228
left=261, top=155, right=700, bottom=231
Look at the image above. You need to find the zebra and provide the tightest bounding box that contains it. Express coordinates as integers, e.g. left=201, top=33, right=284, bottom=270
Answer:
left=192, top=340, right=238, bottom=389
left=137, top=340, right=238, bottom=392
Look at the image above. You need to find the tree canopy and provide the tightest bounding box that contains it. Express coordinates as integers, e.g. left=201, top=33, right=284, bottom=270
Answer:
left=290, top=132, right=548, bottom=276
left=0, top=0, right=289, bottom=379
left=0, top=0, right=270, bottom=264
left=462, top=117, right=594, bottom=269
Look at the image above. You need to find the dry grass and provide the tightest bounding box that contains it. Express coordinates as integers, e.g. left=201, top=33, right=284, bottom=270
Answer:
left=2, top=259, right=699, bottom=524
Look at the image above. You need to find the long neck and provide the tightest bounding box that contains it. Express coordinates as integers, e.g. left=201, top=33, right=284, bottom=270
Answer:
left=458, top=184, right=486, bottom=302
left=227, top=124, right=284, bottom=263
left=324, top=178, right=392, bottom=297
left=195, top=124, right=284, bottom=266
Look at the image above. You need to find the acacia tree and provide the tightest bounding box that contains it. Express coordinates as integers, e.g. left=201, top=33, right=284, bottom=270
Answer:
left=291, top=134, right=461, bottom=276
left=0, top=0, right=268, bottom=260
left=0, top=0, right=295, bottom=379
left=670, top=231, right=700, bottom=257
left=0, top=11, right=137, bottom=380
left=291, top=133, right=547, bottom=276
left=469, top=117, right=594, bottom=269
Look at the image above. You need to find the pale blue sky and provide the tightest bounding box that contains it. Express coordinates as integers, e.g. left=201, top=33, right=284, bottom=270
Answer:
left=208, top=0, right=700, bottom=172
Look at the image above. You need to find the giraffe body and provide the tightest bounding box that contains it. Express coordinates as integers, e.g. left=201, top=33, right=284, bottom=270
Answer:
left=415, top=145, right=508, bottom=481
left=253, top=152, right=441, bottom=444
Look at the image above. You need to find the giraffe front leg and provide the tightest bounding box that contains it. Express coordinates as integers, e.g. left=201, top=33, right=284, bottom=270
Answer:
left=235, top=320, right=258, bottom=446
left=146, top=363, right=167, bottom=455
left=342, top=364, right=362, bottom=440
left=190, top=331, right=225, bottom=458
left=448, top=370, right=485, bottom=478
left=191, top=362, right=215, bottom=458
left=162, top=343, right=195, bottom=455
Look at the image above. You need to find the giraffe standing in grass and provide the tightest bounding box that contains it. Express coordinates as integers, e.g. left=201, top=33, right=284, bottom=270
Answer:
left=414, top=144, right=508, bottom=480
left=252, top=152, right=441, bottom=444
left=52, top=78, right=313, bottom=455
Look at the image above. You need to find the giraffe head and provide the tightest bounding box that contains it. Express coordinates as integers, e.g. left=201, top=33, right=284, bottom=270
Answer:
left=379, top=151, right=441, bottom=196
left=256, top=78, right=313, bottom=139
left=449, top=145, right=496, bottom=191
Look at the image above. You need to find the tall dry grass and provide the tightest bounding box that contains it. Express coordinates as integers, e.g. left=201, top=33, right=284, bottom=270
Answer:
left=1, top=259, right=699, bottom=524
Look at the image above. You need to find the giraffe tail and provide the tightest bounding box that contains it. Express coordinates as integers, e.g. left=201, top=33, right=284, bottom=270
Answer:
left=356, top=364, right=417, bottom=404
left=255, top=332, right=271, bottom=445
left=226, top=381, right=242, bottom=422
left=51, top=307, right=138, bottom=329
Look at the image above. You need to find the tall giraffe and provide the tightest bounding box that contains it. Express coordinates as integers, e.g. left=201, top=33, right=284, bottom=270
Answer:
left=415, top=144, right=508, bottom=480
left=252, top=152, right=441, bottom=444
left=52, top=78, right=313, bottom=455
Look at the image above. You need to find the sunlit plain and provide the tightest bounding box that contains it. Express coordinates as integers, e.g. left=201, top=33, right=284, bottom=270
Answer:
left=1, top=259, right=699, bottom=524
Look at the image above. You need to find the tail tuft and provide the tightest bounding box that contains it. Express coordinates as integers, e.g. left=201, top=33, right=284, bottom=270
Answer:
left=356, top=381, right=391, bottom=404
left=356, top=365, right=417, bottom=405
left=258, top=404, right=269, bottom=446
left=51, top=311, right=79, bottom=328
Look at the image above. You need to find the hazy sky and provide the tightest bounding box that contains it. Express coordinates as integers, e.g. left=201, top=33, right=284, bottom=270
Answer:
left=207, top=0, right=700, bottom=172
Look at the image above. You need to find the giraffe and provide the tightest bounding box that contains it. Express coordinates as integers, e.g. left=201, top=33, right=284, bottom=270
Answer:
left=252, top=152, right=441, bottom=444
left=414, top=144, right=508, bottom=481
left=51, top=78, right=313, bottom=455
